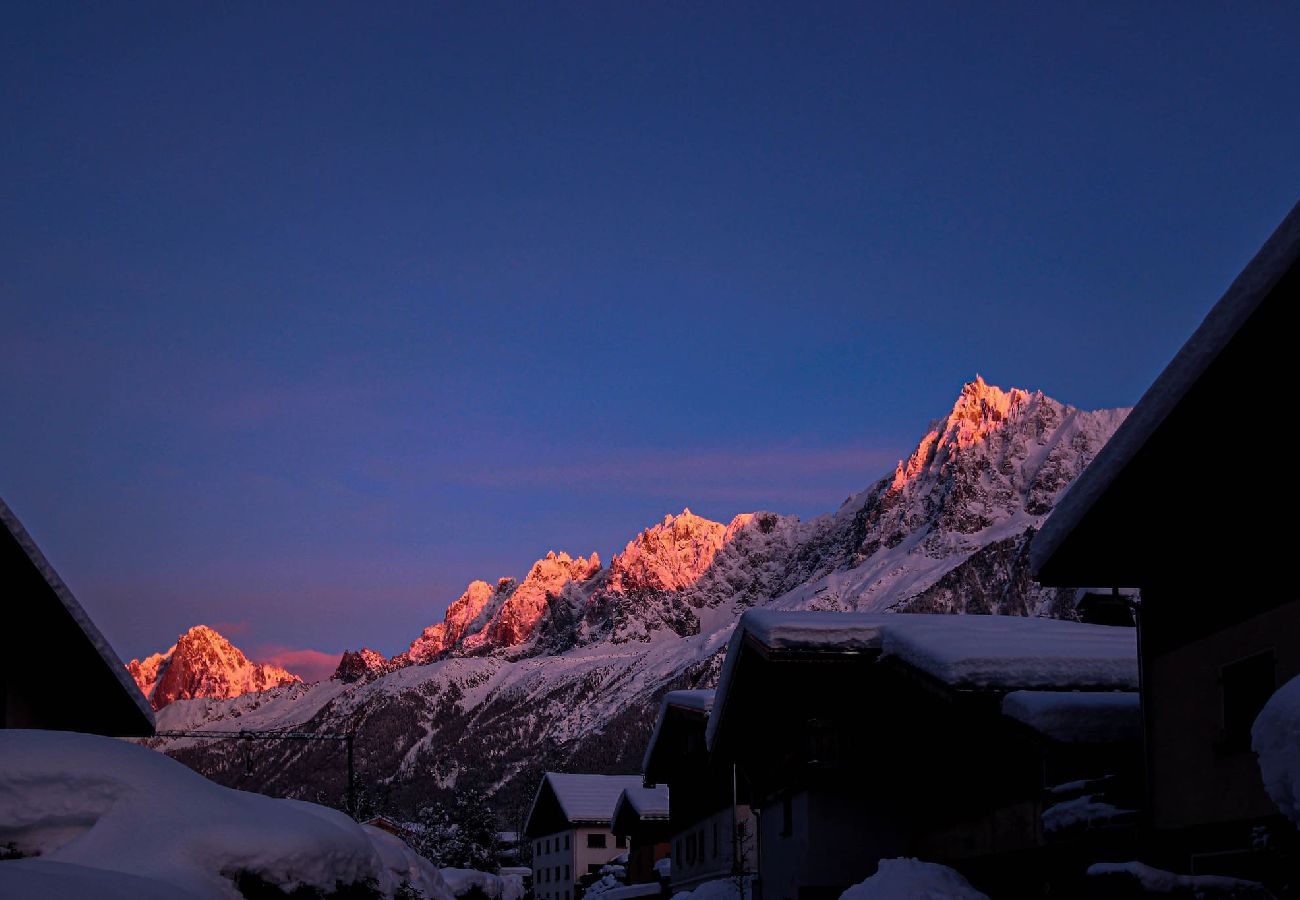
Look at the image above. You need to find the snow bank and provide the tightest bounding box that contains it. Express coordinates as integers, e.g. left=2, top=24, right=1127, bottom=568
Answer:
left=672, top=876, right=753, bottom=900
left=592, top=883, right=660, bottom=900
left=1041, top=795, right=1135, bottom=832
left=840, top=858, right=988, bottom=900
left=1087, top=861, right=1272, bottom=897
left=441, top=867, right=524, bottom=900
left=1252, top=673, right=1300, bottom=824
left=653, top=857, right=671, bottom=877
left=881, top=615, right=1137, bottom=690
left=1002, top=690, right=1140, bottom=743
left=0, top=730, right=451, bottom=899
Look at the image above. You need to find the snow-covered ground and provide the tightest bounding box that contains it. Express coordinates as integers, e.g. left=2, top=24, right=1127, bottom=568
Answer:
left=839, top=859, right=988, bottom=900
left=0, top=730, right=451, bottom=899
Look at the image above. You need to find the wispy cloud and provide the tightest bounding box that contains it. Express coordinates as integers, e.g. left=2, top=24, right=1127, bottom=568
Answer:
left=439, top=444, right=903, bottom=507
left=253, top=645, right=343, bottom=683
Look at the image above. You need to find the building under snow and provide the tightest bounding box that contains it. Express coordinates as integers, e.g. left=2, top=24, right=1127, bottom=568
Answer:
left=609, top=783, right=671, bottom=884
left=641, top=689, right=756, bottom=894
left=0, top=495, right=153, bottom=736
left=525, top=772, right=643, bottom=900
left=705, top=609, right=1142, bottom=898
left=1033, top=198, right=1300, bottom=883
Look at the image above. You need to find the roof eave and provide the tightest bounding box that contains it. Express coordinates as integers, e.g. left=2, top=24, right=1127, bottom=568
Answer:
left=1032, top=198, right=1300, bottom=584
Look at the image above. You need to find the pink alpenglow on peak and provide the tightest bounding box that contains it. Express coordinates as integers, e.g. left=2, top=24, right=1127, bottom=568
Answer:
left=607, top=508, right=749, bottom=594
left=126, top=625, right=301, bottom=711
left=891, top=376, right=1031, bottom=491
left=486, top=551, right=602, bottom=646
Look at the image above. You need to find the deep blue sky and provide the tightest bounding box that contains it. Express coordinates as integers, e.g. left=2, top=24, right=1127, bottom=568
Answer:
left=4, top=3, right=1298, bottom=675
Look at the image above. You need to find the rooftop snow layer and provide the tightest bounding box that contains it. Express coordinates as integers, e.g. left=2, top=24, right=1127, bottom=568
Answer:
left=613, top=785, right=671, bottom=822
left=880, top=615, right=1138, bottom=690
left=641, top=689, right=715, bottom=772
left=1032, top=199, right=1300, bottom=582
left=1002, top=690, right=1141, bottom=743
left=0, top=496, right=155, bottom=733
left=544, top=773, right=645, bottom=824
left=707, top=610, right=890, bottom=747
left=707, top=611, right=1137, bottom=747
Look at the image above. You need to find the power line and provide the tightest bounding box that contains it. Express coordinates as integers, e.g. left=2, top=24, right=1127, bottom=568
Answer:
left=155, top=728, right=357, bottom=815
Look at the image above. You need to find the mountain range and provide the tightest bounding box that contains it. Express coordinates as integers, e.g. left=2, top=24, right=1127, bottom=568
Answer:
left=139, top=377, right=1128, bottom=825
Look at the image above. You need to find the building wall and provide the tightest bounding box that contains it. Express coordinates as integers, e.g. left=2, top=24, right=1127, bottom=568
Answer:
left=532, top=826, right=626, bottom=900
left=670, top=806, right=756, bottom=892
left=757, top=789, right=910, bottom=900
left=574, top=826, right=626, bottom=883
left=532, top=829, right=575, bottom=900
left=1146, top=598, right=1300, bottom=832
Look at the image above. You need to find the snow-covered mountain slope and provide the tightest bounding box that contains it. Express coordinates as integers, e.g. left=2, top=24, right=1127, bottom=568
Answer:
left=127, top=625, right=300, bottom=710
left=144, top=378, right=1127, bottom=824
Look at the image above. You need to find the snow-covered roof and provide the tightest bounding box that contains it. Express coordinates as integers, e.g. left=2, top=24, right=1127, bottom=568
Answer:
left=526, top=773, right=645, bottom=833
left=0, top=496, right=154, bottom=736
left=707, top=610, right=889, bottom=747
left=611, top=785, right=671, bottom=827
left=707, top=610, right=1137, bottom=747
left=1002, top=690, right=1141, bottom=744
left=881, top=615, right=1138, bottom=691
left=640, top=689, right=714, bottom=773
left=1032, top=199, right=1300, bottom=584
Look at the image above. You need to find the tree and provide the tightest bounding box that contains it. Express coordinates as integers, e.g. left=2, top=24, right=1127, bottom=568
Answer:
left=410, top=789, right=499, bottom=872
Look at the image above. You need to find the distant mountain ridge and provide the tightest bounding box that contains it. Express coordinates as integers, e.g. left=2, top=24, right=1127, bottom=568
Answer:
left=143, top=378, right=1128, bottom=822
left=127, top=625, right=300, bottom=711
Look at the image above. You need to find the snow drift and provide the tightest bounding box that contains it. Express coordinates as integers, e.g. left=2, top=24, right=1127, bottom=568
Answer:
left=0, top=729, right=451, bottom=899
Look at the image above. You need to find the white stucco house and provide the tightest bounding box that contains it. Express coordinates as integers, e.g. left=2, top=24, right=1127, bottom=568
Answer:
left=524, top=772, right=644, bottom=900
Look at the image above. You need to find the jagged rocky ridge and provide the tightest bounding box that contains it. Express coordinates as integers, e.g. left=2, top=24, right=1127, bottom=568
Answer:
left=144, top=378, right=1127, bottom=824
left=128, top=625, right=300, bottom=711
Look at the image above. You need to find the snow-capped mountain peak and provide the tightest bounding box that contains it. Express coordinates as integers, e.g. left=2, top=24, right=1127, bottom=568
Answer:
left=127, top=625, right=300, bottom=710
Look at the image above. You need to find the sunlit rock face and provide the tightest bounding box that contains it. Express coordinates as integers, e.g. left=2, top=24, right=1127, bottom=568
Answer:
left=606, top=510, right=732, bottom=594
left=127, top=625, right=300, bottom=710
left=484, top=551, right=602, bottom=647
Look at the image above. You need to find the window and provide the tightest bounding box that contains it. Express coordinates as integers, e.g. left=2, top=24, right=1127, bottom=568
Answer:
left=1221, top=650, right=1276, bottom=752
left=554, top=867, right=560, bottom=882
left=565, top=834, right=570, bottom=850
left=588, top=864, right=603, bottom=875
left=685, top=833, right=697, bottom=865
left=546, top=838, right=552, bottom=854
left=615, top=834, right=627, bottom=849
left=536, top=841, right=542, bottom=856
left=587, top=832, right=607, bottom=849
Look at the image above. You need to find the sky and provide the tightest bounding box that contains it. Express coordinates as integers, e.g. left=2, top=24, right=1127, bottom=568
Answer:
left=3, top=3, right=1298, bottom=678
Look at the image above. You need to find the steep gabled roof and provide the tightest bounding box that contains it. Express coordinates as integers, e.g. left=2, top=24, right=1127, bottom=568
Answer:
left=1, top=496, right=154, bottom=736
left=641, top=689, right=713, bottom=776
left=610, top=785, right=671, bottom=834
left=524, top=772, right=644, bottom=836
left=1032, top=199, right=1300, bottom=585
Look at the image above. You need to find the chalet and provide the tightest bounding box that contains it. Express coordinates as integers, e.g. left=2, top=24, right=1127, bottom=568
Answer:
left=610, top=784, right=671, bottom=885
left=525, top=772, right=643, bottom=900
left=641, top=689, right=756, bottom=894
left=705, top=609, right=1142, bottom=899
left=0, top=496, right=154, bottom=736
left=1031, top=199, right=1300, bottom=884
